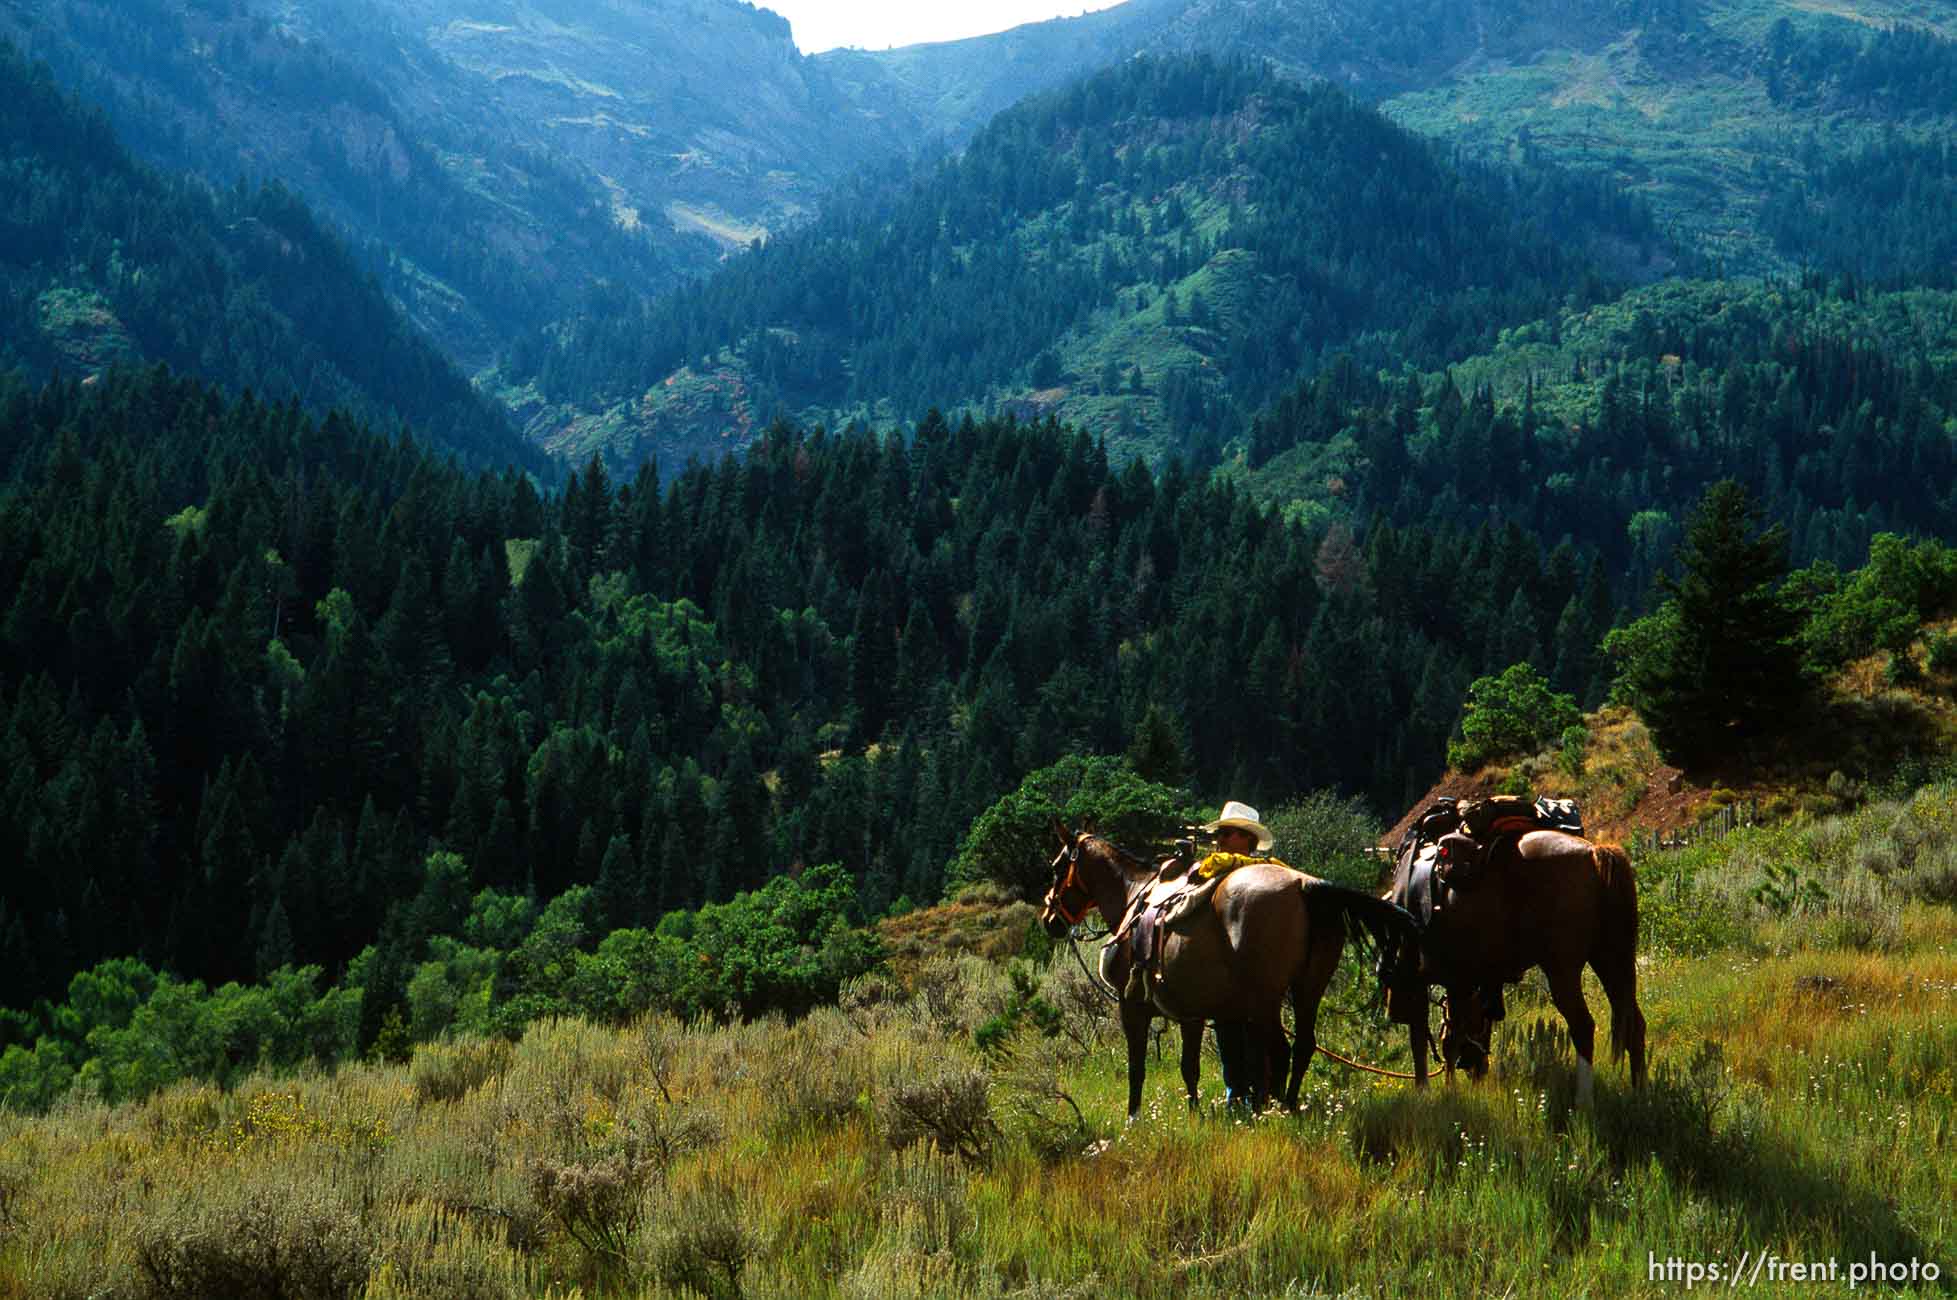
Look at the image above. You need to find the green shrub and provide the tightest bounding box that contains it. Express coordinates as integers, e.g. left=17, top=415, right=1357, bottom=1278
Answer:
left=648, top=1178, right=753, bottom=1300
left=1927, top=630, right=1957, bottom=674
left=881, top=1067, right=998, bottom=1167
left=1885, top=651, right=1924, bottom=686
left=1633, top=847, right=1752, bottom=956
left=949, top=755, right=1197, bottom=898
left=1265, top=789, right=1382, bottom=886
left=134, top=1182, right=370, bottom=1300
left=1448, top=663, right=1582, bottom=770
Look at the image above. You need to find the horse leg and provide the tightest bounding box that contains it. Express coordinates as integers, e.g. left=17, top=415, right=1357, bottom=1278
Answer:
left=1590, top=952, right=1648, bottom=1088
left=1286, top=924, right=1343, bottom=1108
left=1243, top=1021, right=1268, bottom=1112
left=1545, top=963, right=1598, bottom=1107
left=1439, top=988, right=1463, bottom=1084
left=1237, top=1019, right=1268, bottom=1112
left=1261, top=1019, right=1288, bottom=1112
left=1410, top=1016, right=1429, bottom=1088
left=1121, top=995, right=1153, bottom=1123
left=1214, top=1020, right=1248, bottom=1110
left=1179, top=1020, right=1203, bottom=1110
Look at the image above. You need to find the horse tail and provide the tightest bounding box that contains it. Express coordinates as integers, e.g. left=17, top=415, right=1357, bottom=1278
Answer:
left=1592, top=843, right=1640, bottom=1063
left=1300, top=880, right=1423, bottom=999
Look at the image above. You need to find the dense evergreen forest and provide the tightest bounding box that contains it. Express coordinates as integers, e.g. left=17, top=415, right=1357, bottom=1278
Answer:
left=511, top=56, right=1657, bottom=455
left=9, top=277, right=1957, bottom=1023
left=0, top=41, right=542, bottom=475
left=0, top=360, right=1605, bottom=1015
left=1246, top=279, right=1957, bottom=590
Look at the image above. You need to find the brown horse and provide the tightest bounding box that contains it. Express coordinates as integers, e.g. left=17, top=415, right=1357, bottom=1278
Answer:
left=1387, top=830, right=1647, bottom=1104
left=1041, top=829, right=1417, bottom=1117
left=1039, top=846, right=1209, bottom=1118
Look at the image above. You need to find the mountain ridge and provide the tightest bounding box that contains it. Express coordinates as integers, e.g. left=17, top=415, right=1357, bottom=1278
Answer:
left=506, top=54, right=1661, bottom=471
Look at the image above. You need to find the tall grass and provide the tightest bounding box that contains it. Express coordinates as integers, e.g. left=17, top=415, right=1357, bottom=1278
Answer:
left=3, top=800, right=1955, bottom=1297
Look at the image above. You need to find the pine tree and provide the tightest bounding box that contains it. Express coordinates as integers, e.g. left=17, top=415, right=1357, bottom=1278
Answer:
left=257, top=895, right=296, bottom=978
left=1608, top=481, right=1811, bottom=767
left=1124, top=703, right=1188, bottom=788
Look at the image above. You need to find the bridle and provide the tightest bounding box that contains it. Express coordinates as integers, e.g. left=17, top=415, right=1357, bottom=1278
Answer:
left=1042, top=840, right=1094, bottom=927
left=1040, top=836, right=1125, bottom=1004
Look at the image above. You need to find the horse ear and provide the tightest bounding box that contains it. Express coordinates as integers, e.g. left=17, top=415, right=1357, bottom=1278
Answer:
left=1050, top=818, right=1075, bottom=848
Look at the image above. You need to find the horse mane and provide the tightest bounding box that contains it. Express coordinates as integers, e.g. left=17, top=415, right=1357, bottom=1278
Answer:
left=1081, top=833, right=1157, bottom=876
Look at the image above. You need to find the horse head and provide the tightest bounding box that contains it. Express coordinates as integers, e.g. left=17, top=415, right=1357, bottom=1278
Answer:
left=1441, top=991, right=1493, bottom=1077
left=1039, top=820, right=1094, bottom=938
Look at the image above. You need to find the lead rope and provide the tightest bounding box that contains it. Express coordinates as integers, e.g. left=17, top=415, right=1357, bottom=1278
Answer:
left=1307, top=985, right=1445, bottom=1082
left=1312, top=1043, right=1420, bottom=1080
left=1069, top=925, right=1122, bottom=1004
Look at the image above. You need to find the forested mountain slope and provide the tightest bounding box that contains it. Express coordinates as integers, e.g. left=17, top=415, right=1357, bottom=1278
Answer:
left=0, top=0, right=915, bottom=367
left=12, top=0, right=1953, bottom=479
left=0, top=42, right=542, bottom=473
left=828, top=0, right=1957, bottom=283
left=820, top=0, right=1673, bottom=136
left=0, top=361, right=1633, bottom=1009
left=510, top=55, right=1659, bottom=469
left=1386, top=3, right=1957, bottom=282
left=1240, top=277, right=1957, bottom=593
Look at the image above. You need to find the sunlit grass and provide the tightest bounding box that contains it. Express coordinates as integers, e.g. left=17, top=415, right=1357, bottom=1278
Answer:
left=3, top=858, right=1954, bottom=1296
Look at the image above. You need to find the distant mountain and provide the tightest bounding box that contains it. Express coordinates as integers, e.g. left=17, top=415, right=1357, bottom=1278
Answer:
left=0, top=41, right=541, bottom=473
left=0, top=0, right=913, bottom=368
left=509, top=55, right=1660, bottom=469
left=816, top=0, right=1643, bottom=134
left=1237, top=274, right=1957, bottom=597
left=824, top=0, right=1957, bottom=279
left=10, top=0, right=1955, bottom=475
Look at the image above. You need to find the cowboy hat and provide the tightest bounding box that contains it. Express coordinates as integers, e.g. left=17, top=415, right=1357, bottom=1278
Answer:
left=1202, top=801, right=1273, bottom=852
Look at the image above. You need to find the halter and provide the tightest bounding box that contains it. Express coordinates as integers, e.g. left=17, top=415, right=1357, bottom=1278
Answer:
left=1043, top=840, right=1094, bottom=927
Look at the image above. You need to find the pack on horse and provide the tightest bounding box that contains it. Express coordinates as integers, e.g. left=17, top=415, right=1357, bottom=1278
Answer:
left=1040, top=822, right=1419, bottom=1119
left=1384, top=796, right=1648, bottom=1104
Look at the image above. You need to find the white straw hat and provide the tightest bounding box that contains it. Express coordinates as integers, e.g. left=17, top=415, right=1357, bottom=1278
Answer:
left=1202, top=801, right=1273, bottom=852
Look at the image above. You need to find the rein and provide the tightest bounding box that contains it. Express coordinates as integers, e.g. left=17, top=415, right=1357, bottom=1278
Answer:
left=1067, top=925, right=1123, bottom=1004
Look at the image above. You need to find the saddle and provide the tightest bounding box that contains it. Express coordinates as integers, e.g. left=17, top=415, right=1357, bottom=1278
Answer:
left=1433, top=794, right=1586, bottom=896
left=1386, top=793, right=1585, bottom=1024
left=1109, top=851, right=1279, bottom=999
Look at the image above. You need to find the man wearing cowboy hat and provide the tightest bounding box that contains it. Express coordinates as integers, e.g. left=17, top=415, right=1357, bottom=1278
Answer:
left=1164, top=801, right=1288, bottom=1105
left=1200, top=800, right=1274, bottom=861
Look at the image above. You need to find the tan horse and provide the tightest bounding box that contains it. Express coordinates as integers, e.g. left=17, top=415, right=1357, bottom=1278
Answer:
left=1041, top=829, right=1417, bottom=1116
left=1387, top=829, right=1647, bottom=1105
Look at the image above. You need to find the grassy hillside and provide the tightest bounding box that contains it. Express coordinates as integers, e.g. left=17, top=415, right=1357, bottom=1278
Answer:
left=3, top=821, right=1952, bottom=1297
left=1382, top=0, right=1957, bottom=279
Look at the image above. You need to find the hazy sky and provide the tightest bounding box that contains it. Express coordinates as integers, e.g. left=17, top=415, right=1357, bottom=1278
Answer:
left=762, top=1, right=1129, bottom=54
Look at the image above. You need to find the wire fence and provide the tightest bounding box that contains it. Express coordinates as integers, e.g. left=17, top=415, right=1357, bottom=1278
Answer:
left=1633, top=801, right=1758, bottom=855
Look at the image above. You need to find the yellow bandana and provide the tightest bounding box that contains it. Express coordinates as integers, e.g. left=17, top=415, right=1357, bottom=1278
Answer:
left=1193, top=851, right=1289, bottom=880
